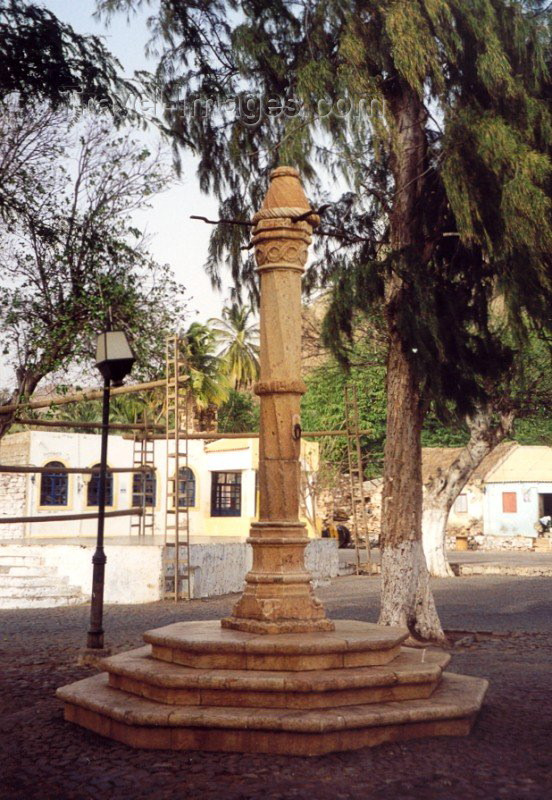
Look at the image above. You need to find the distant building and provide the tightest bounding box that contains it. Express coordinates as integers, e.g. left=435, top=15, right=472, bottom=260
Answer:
left=482, top=446, right=552, bottom=538
left=319, top=443, right=552, bottom=549
left=423, top=443, right=552, bottom=545
left=422, top=442, right=517, bottom=533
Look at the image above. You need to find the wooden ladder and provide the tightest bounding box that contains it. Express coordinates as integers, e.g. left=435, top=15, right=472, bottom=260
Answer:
left=344, top=384, right=371, bottom=574
left=163, top=335, right=191, bottom=601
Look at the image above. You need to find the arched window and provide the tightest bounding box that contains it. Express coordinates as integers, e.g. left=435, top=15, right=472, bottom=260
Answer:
left=132, top=470, right=156, bottom=507
left=173, top=467, right=195, bottom=508
left=40, top=462, right=68, bottom=506
left=87, top=464, right=113, bottom=507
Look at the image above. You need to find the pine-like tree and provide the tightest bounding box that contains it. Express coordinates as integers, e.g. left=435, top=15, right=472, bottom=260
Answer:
left=101, top=0, right=552, bottom=640
left=0, top=0, right=137, bottom=113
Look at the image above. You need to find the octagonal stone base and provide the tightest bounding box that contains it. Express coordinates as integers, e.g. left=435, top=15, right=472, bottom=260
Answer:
left=57, top=619, right=488, bottom=755
left=142, top=619, right=407, bottom=671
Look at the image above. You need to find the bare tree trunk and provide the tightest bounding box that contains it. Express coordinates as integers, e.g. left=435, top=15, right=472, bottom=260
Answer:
left=422, top=405, right=516, bottom=577
left=423, top=503, right=454, bottom=577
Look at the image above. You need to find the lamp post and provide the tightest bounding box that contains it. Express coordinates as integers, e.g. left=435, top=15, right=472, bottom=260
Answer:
left=87, top=331, right=135, bottom=650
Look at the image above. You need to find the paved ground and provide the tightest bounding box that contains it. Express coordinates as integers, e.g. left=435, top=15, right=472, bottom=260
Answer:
left=1, top=574, right=551, bottom=800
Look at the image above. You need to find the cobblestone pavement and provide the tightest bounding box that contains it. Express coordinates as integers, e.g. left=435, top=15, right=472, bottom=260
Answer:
left=1, top=575, right=551, bottom=800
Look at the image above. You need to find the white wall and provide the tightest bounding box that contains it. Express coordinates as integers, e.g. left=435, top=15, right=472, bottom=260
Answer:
left=448, top=485, right=484, bottom=529
left=483, top=482, right=552, bottom=537
left=27, top=431, right=135, bottom=537
left=0, top=537, right=337, bottom=603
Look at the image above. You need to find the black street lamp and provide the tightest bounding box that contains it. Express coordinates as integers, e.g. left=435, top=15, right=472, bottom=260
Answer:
left=87, top=331, right=135, bottom=650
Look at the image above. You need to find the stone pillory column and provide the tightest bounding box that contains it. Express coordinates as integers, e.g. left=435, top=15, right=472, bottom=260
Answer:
left=57, top=164, right=488, bottom=755
left=222, top=166, right=334, bottom=634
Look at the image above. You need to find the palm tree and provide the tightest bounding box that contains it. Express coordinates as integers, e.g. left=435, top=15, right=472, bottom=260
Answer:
left=182, top=322, right=229, bottom=416
left=209, top=304, right=260, bottom=390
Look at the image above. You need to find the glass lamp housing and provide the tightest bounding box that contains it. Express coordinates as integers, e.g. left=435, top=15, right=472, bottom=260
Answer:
left=95, top=331, right=135, bottom=386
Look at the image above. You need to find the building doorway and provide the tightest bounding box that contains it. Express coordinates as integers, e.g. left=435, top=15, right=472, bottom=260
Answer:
left=538, top=493, right=552, bottom=517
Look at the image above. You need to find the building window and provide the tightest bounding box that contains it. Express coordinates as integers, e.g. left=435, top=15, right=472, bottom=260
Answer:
left=87, top=464, right=113, bottom=507
left=211, top=471, right=241, bottom=517
left=172, top=467, right=196, bottom=508
left=132, top=470, right=156, bottom=507
left=502, top=491, right=517, bottom=513
left=40, top=462, right=68, bottom=506
left=454, top=493, right=468, bottom=514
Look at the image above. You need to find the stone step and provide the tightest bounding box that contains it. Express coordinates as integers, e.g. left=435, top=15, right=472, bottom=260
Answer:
left=0, top=582, right=78, bottom=598
left=102, top=645, right=450, bottom=709
left=0, top=554, right=44, bottom=566
left=57, top=671, right=488, bottom=756
left=1, top=594, right=85, bottom=609
left=143, top=620, right=408, bottom=672
left=0, top=575, right=68, bottom=588
left=0, top=565, right=57, bottom=576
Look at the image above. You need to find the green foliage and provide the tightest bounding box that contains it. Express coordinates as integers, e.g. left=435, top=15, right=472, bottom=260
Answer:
left=514, top=416, right=552, bottom=445
left=100, top=0, right=551, bottom=424
left=0, top=105, right=189, bottom=426
left=0, top=0, right=138, bottom=116
left=217, top=389, right=260, bottom=433
left=301, top=352, right=387, bottom=478
left=304, top=319, right=552, bottom=468
left=209, top=303, right=260, bottom=389
left=421, top=414, right=470, bottom=448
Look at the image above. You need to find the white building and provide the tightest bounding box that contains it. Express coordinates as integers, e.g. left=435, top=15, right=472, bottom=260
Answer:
left=422, top=443, right=552, bottom=546
left=482, top=446, right=552, bottom=538
left=0, top=430, right=320, bottom=541
left=0, top=430, right=336, bottom=606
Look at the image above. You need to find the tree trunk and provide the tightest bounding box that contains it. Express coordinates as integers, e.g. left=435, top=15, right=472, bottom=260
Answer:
left=0, top=369, right=42, bottom=439
left=422, top=405, right=516, bottom=577
left=422, top=503, right=455, bottom=577
left=378, top=80, right=444, bottom=643
left=379, top=327, right=445, bottom=642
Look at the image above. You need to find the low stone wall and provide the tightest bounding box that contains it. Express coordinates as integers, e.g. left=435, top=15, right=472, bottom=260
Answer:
left=188, top=542, right=251, bottom=599
left=0, top=432, right=30, bottom=540
left=176, top=539, right=339, bottom=599
left=446, top=534, right=536, bottom=552
left=304, top=539, right=340, bottom=583
left=477, top=535, right=536, bottom=551
left=0, top=538, right=339, bottom=605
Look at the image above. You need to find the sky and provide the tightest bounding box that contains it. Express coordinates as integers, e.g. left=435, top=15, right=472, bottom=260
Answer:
left=43, top=0, right=231, bottom=322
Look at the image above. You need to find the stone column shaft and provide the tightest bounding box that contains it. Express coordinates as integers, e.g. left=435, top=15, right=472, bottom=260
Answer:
left=222, top=167, right=333, bottom=634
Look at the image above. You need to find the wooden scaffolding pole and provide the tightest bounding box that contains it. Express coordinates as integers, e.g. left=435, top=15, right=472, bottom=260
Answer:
left=141, top=429, right=374, bottom=441
left=0, top=378, right=185, bottom=416
left=0, top=508, right=142, bottom=525
left=0, top=465, right=150, bottom=475
left=14, top=417, right=164, bottom=433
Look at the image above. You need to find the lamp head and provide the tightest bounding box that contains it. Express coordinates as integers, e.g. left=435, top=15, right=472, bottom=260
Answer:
left=95, top=331, right=135, bottom=386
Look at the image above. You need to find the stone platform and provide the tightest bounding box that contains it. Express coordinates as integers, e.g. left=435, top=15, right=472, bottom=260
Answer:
left=57, top=620, right=488, bottom=756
